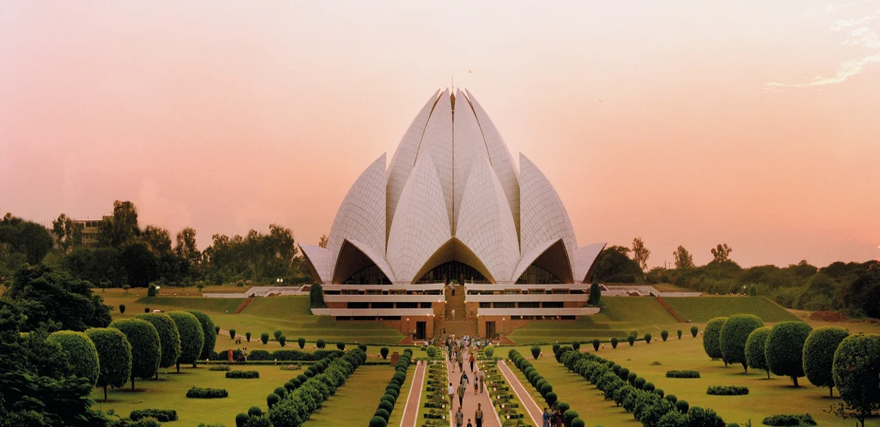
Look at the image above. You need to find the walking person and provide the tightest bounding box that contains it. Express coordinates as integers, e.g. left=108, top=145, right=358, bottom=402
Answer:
left=542, top=408, right=550, bottom=427
left=473, top=370, right=479, bottom=394
left=478, top=371, right=484, bottom=394
left=475, top=403, right=484, bottom=427
left=457, top=350, right=464, bottom=372
left=457, top=381, right=467, bottom=408
left=455, top=407, right=464, bottom=427
left=448, top=382, right=455, bottom=406
left=469, top=352, right=475, bottom=372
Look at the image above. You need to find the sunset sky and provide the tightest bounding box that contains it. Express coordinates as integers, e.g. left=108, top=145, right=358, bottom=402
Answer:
left=2, top=1, right=878, bottom=268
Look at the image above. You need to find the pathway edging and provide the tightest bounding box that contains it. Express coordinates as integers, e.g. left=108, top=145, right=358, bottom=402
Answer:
left=399, top=361, right=426, bottom=427
left=497, top=360, right=543, bottom=427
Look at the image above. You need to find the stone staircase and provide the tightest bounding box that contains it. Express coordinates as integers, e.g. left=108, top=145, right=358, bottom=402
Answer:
left=439, top=285, right=476, bottom=337
left=442, top=320, right=477, bottom=338
left=445, top=284, right=466, bottom=320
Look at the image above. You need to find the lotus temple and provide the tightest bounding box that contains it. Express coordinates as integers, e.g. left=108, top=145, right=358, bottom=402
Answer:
left=300, top=89, right=606, bottom=340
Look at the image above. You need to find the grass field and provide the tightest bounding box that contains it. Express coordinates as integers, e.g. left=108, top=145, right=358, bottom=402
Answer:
left=386, top=364, right=415, bottom=427
left=302, top=365, right=391, bottom=426
left=499, top=322, right=880, bottom=426
left=91, top=364, right=293, bottom=426
left=664, top=296, right=799, bottom=323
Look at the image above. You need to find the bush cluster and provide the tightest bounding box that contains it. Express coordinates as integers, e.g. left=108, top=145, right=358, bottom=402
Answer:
left=706, top=385, right=749, bottom=396
left=509, top=349, right=583, bottom=426
left=761, top=414, right=817, bottom=426
left=555, top=343, right=727, bottom=427
left=209, top=364, right=231, bottom=371
left=260, top=349, right=367, bottom=427
left=129, top=409, right=178, bottom=422
left=370, top=348, right=413, bottom=424
left=245, top=349, right=344, bottom=361
left=665, top=370, right=700, bottom=379
left=226, top=370, right=260, bottom=379
left=186, top=387, right=228, bottom=398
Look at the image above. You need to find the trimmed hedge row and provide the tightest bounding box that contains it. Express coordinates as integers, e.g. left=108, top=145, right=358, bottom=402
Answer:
left=241, top=349, right=345, bottom=362
left=265, top=348, right=367, bottom=427
left=706, top=385, right=748, bottom=396
left=509, top=349, right=584, bottom=427
left=130, top=409, right=177, bottom=422
left=665, top=370, right=700, bottom=379
left=557, top=346, right=727, bottom=426
left=226, top=370, right=260, bottom=379
left=761, top=414, right=817, bottom=426
left=370, top=348, right=414, bottom=426
left=187, top=387, right=228, bottom=398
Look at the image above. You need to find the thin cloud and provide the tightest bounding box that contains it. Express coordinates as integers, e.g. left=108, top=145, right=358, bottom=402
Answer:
left=766, top=10, right=880, bottom=89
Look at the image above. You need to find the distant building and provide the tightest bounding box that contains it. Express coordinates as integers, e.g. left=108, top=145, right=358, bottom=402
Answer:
left=72, top=216, right=110, bottom=248
left=300, top=89, right=606, bottom=340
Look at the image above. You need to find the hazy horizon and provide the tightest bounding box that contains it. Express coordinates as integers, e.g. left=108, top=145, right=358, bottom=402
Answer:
left=2, top=1, right=878, bottom=269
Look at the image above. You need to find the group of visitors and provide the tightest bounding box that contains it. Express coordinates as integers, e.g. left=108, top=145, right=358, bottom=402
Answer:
left=445, top=334, right=486, bottom=427
left=542, top=406, right=565, bottom=427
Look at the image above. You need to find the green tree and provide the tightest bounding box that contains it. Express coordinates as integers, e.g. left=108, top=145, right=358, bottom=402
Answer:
left=175, top=227, right=200, bottom=270
left=187, top=310, right=217, bottom=363
left=672, top=246, right=695, bottom=270
left=85, top=327, right=132, bottom=401
left=588, top=281, right=601, bottom=306
left=745, top=327, right=771, bottom=379
left=703, top=317, right=727, bottom=366
left=710, top=244, right=732, bottom=263
left=593, top=246, right=644, bottom=283
left=631, top=237, right=651, bottom=271
left=166, top=311, right=204, bottom=373
left=764, top=321, right=813, bottom=386
left=719, top=314, right=764, bottom=373
left=310, top=283, right=325, bottom=308
left=52, top=214, right=84, bottom=254
left=98, top=200, right=140, bottom=249
left=47, top=330, right=100, bottom=387
left=142, top=225, right=173, bottom=257
left=843, top=268, right=880, bottom=318
left=831, top=334, right=880, bottom=427
left=318, top=234, right=328, bottom=248
left=6, top=264, right=112, bottom=331
left=0, top=215, right=54, bottom=265
left=802, top=326, right=849, bottom=397
left=110, top=318, right=161, bottom=389
left=120, top=243, right=158, bottom=287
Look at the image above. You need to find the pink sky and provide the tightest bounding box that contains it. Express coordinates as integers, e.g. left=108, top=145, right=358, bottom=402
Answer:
left=2, top=1, right=878, bottom=268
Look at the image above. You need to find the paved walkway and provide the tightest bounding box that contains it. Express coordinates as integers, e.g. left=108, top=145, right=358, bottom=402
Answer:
left=399, top=361, right=427, bottom=427
left=497, top=361, right=543, bottom=427
left=447, top=349, right=500, bottom=427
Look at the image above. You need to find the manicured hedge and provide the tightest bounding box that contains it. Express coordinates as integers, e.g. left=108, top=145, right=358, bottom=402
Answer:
left=665, top=370, right=700, bottom=379
left=271, top=349, right=344, bottom=361
left=719, top=314, right=764, bottom=373
left=167, top=311, right=204, bottom=371
left=832, top=334, right=880, bottom=426
left=802, top=326, right=849, bottom=397
left=186, top=387, right=228, bottom=398
left=137, top=312, right=182, bottom=370
left=745, top=327, right=771, bottom=379
left=188, top=310, right=217, bottom=362
left=47, top=330, right=100, bottom=387
left=703, top=317, right=728, bottom=365
left=226, top=370, right=260, bottom=379
left=764, top=321, right=812, bottom=386
left=706, top=385, right=749, bottom=396
left=110, top=318, right=161, bottom=389
left=761, top=414, right=817, bottom=426
left=85, top=327, right=132, bottom=401
left=130, top=409, right=178, bottom=422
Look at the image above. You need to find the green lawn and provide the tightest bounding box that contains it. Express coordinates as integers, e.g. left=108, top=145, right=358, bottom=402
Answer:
left=303, top=365, right=391, bottom=426
left=386, top=364, right=415, bottom=427
left=664, top=296, right=799, bottom=323
left=91, top=364, right=293, bottom=426
left=499, top=330, right=880, bottom=426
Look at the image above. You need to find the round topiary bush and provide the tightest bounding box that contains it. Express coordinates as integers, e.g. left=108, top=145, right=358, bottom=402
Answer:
left=691, top=326, right=699, bottom=338
left=611, top=337, right=618, bottom=348
left=720, top=314, right=764, bottom=373
left=832, top=333, right=880, bottom=425
left=187, top=310, right=217, bottom=362
left=317, top=338, right=326, bottom=349
left=531, top=345, right=541, bottom=359
left=570, top=418, right=585, bottom=427
left=247, top=406, right=261, bottom=417
left=274, top=386, right=287, bottom=399
left=764, top=321, right=813, bottom=386
left=119, top=304, right=126, bottom=314
left=703, top=317, right=728, bottom=365
left=563, top=409, right=579, bottom=426
left=279, top=336, right=286, bottom=347
left=803, top=326, right=849, bottom=397
left=426, top=345, right=437, bottom=357
left=485, top=347, right=494, bottom=358
left=166, top=311, right=204, bottom=372
left=628, top=335, right=636, bottom=346
left=298, top=337, right=306, bottom=349
left=380, top=347, right=389, bottom=359
left=261, top=332, right=269, bottom=344
left=235, top=413, right=249, bottom=427
left=572, top=341, right=581, bottom=351
left=643, top=382, right=655, bottom=392
left=337, top=342, right=345, bottom=351
left=661, top=330, right=669, bottom=341
left=47, top=330, right=100, bottom=387
left=136, top=312, right=181, bottom=371
left=677, top=330, right=682, bottom=340
left=85, top=327, right=132, bottom=401
left=267, top=393, right=280, bottom=408
left=634, top=377, right=646, bottom=389
left=540, top=382, right=553, bottom=396
left=245, top=332, right=251, bottom=342
left=676, top=399, right=689, bottom=413
left=144, top=307, right=150, bottom=313
left=369, top=416, right=387, bottom=427
left=374, top=408, right=390, bottom=421
left=109, top=318, right=161, bottom=389
left=745, top=327, right=771, bottom=379
left=545, top=391, right=557, bottom=406
left=644, top=333, right=653, bottom=344
left=593, top=339, right=600, bottom=351
left=377, top=399, right=393, bottom=413
left=229, top=329, right=236, bottom=340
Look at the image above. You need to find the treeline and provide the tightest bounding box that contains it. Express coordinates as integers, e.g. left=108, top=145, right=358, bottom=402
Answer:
left=0, top=200, right=313, bottom=288
left=592, top=240, right=880, bottom=319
